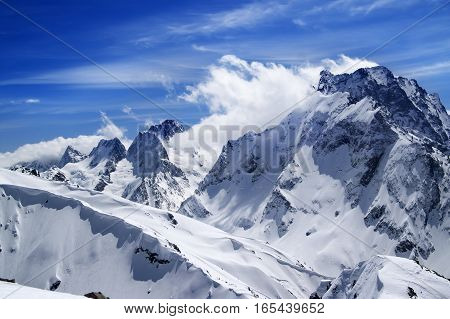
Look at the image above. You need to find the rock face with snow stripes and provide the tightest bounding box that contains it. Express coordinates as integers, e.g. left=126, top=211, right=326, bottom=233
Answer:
left=124, top=121, right=192, bottom=210
left=147, top=119, right=189, bottom=140
left=88, top=138, right=126, bottom=168
left=58, top=146, right=86, bottom=168
left=318, top=66, right=449, bottom=145
left=178, top=66, right=450, bottom=278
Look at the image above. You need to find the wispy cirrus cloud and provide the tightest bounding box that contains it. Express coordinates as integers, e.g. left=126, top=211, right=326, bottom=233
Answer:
left=306, top=0, right=421, bottom=16
left=0, top=98, right=40, bottom=105
left=0, top=61, right=184, bottom=90
left=168, top=1, right=289, bottom=35
left=292, top=18, right=306, bottom=27
left=400, top=60, right=450, bottom=77
left=24, top=98, right=40, bottom=104
left=192, top=44, right=221, bottom=53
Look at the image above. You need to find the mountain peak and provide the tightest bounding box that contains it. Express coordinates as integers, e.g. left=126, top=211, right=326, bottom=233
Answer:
left=318, top=65, right=395, bottom=96
left=88, top=137, right=126, bottom=168
left=147, top=119, right=189, bottom=140
left=58, top=145, right=86, bottom=168
left=318, top=65, right=449, bottom=144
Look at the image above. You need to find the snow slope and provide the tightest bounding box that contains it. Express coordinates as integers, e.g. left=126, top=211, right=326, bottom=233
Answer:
left=0, top=169, right=324, bottom=299
left=0, top=281, right=84, bottom=299
left=321, top=255, right=450, bottom=299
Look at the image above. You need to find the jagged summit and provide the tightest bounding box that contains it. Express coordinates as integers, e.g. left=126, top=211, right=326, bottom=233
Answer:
left=124, top=130, right=188, bottom=210
left=58, top=146, right=86, bottom=168
left=127, top=131, right=171, bottom=176
left=88, top=137, right=126, bottom=168
left=318, top=66, right=450, bottom=145
left=147, top=119, right=189, bottom=140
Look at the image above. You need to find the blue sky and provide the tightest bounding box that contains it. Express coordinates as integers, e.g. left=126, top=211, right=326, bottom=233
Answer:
left=0, top=0, right=449, bottom=152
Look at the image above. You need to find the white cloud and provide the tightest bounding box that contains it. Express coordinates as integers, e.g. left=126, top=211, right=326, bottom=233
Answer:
left=292, top=18, right=306, bottom=27
left=122, top=105, right=133, bottom=114
left=0, top=112, right=129, bottom=168
left=0, top=61, right=176, bottom=89
left=192, top=44, right=220, bottom=53
left=25, top=98, right=40, bottom=104
left=351, top=0, right=397, bottom=14
left=122, top=105, right=140, bottom=121
left=176, top=54, right=377, bottom=167
left=400, top=61, right=450, bottom=78
left=306, top=0, right=417, bottom=16
left=182, top=54, right=377, bottom=129
left=168, top=1, right=288, bottom=35
left=1, top=98, right=41, bottom=105
left=97, top=111, right=127, bottom=140
left=0, top=135, right=102, bottom=168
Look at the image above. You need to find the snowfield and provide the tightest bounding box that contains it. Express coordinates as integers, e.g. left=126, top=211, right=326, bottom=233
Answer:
left=322, top=255, right=450, bottom=299
left=0, top=169, right=324, bottom=299
left=0, top=281, right=84, bottom=299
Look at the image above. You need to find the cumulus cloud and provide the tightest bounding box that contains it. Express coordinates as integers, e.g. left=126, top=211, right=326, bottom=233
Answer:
left=0, top=112, right=129, bottom=168
left=182, top=54, right=377, bottom=131
left=174, top=54, right=378, bottom=168
left=0, top=135, right=102, bottom=168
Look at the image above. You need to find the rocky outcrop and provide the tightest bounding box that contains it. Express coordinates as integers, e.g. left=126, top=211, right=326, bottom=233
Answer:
left=89, top=138, right=126, bottom=168
left=58, top=146, right=86, bottom=168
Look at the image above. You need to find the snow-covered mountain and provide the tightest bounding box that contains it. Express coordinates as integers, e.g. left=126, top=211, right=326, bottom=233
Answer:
left=147, top=119, right=190, bottom=140
left=123, top=122, right=192, bottom=210
left=178, top=66, right=450, bottom=278
left=58, top=146, right=86, bottom=168
left=0, top=169, right=324, bottom=298
left=1, top=65, right=449, bottom=299
left=23, top=120, right=196, bottom=211
left=318, top=255, right=450, bottom=299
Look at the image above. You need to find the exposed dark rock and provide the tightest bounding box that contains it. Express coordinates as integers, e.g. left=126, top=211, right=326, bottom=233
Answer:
left=84, top=292, right=109, bottom=299
left=360, top=153, right=383, bottom=186
left=147, top=119, right=189, bottom=140
left=134, top=247, right=170, bottom=265
left=89, top=138, right=126, bottom=168
left=407, top=286, right=418, bottom=299
left=167, top=213, right=178, bottom=225
left=49, top=280, right=61, bottom=291
left=178, top=196, right=212, bottom=218
left=0, top=277, right=15, bottom=283
left=51, top=171, right=67, bottom=182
